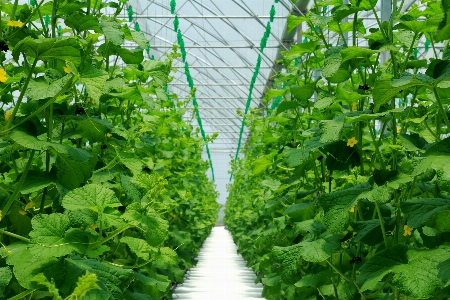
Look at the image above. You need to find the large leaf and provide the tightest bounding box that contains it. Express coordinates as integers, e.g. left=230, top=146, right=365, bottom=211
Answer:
left=79, top=64, right=108, bottom=102
left=25, top=76, right=73, bottom=100
left=283, top=147, right=309, bottom=168
left=100, top=17, right=124, bottom=46
left=64, top=12, right=101, bottom=33
left=352, top=218, right=396, bottom=246
left=29, top=213, right=89, bottom=258
left=66, top=256, right=134, bottom=299
left=0, top=267, right=12, bottom=297
left=142, top=60, right=169, bottom=86
left=120, top=237, right=152, bottom=261
left=401, top=198, right=450, bottom=228
left=373, top=74, right=432, bottom=112
left=62, top=184, right=121, bottom=212
left=12, top=36, right=82, bottom=63
left=121, top=203, right=169, bottom=246
left=319, top=183, right=371, bottom=233
left=357, top=246, right=450, bottom=298
left=55, top=148, right=98, bottom=189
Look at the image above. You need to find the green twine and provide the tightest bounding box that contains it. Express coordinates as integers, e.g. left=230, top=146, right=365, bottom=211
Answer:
left=146, top=44, right=150, bottom=55
left=30, top=0, right=36, bottom=7
left=413, top=48, right=418, bottom=60
left=303, top=37, right=308, bottom=43
left=231, top=1, right=278, bottom=181
left=127, top=5, right=133, bottom=22
left=270, top=5, right=276, bottom=22
left=58, top=25, right=62, bottom=36
left=425, top=39, right=430, bottom=52
left=44, top=15, right=50, bottom=28
left=170, top=0, right=176, bottom=14
left=260, top=22, right=271, bottom=52
left=175, top=26, right=215, bottom=180
left=177, top=30, right=187, bottom=62
left=174, top=15, right=179, bottom=32
left=135, top=22, right=140, bottom=32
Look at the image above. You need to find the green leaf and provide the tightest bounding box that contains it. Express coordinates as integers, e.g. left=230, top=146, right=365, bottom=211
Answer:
left=276, top=101, right=300, bottom=114
left=69, top=271, right=101, bottom=299
left=294, top=270, right=333, bottom=288
left=152, top=247, right=178, bottom=267
left=29, top=213, right=89, bottom=258
left=252, top=157, right=272, bottom=175
left=287, top=15, right=306, bottom=32
left=131, top=31, right=149, bottom=49
left=283, top=41, right=319, bottom=62
left=62, top=184, right=121, bottom=213
left=357, top=246, right=450, bottom=298
left=402, top=198, right=450, bottom=228
left=100, top=17, right=124, bottom=46
left=142, top=60, right=169, bottom=86
left=20, top=170, right=55, bottom=194
left=8, top=247, right=60, bottom=289
left=283, top=147, right=309, bottom=168
left=120, top=174, right=142, bottom=203
left=120, top=237, right=152, bottom=261
left=373, top=75, right=432, bottom=112
left=319, top=183, right=371, bottom=233
left=79, top=64, right=108, bottom=102
left=25, top=76, right=73, bottom=100
left=12, top=36, right=82, bottom=63
left=0, top=267, right=12, bottom=297
left=357, top=185, right=393, bottom=204
left=284, top=202, right=315, bottom=222
left=121, top=203, right=169, bottom=246
left=134, top=272, right=170, bottom=292
left=68, top=116, right=112, bottom=143
left=322, top=46, right=343, bottom=78
left=352, top=218, right=396, bottom=246
left=290, top=82, right=317, bottom=102
left=340, top=46, right=378, bottom=62
left=66, top=256, right=134, bottom=299
left=32, top=273, right=63, bottom=300
left=55, top=148, right=98, bottom=190
left=65, top=12, right=101, bottom=33
left=116, top=46, right=144, bottom=64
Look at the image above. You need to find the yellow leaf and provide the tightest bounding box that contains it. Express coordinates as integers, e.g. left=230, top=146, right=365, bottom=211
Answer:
left=63, top=66, right=71, bottom=74
left=4, top=111, right=10, bottom=122
left=24, top=201, right=35, bottom=210
left=0, top=69, right=7, bottom=83
left=6, top=20, right=24, bottom=27
left=350, top=207, right=355, bottom=212
left=18, top=210, right=26, bottom=215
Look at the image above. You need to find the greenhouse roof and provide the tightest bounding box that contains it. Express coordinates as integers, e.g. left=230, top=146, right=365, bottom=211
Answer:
left=124, top=0, right=424, bottom=154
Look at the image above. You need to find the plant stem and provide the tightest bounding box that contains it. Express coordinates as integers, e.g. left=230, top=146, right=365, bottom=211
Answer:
left=0, top=229, right=31, bottom=242
left=7, top=289, right=36, bottom=300
left=433, top=87, right=450, bottom=133
left=5, top=59, right=38, bottom=129
left=400, top=32, right=419, bottom=74
left=375, top=201, right=389, bottom=248
left=368, top=122, right=386, bottom=169
left=2, top=150, right=36, bottom=217
left=423, top=119, right=441, bottom=141
left=89, top=225, right=131, bottom=249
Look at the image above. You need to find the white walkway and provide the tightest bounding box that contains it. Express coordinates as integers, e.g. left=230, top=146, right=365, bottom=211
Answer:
left=173, top=226, right=265, bottom=300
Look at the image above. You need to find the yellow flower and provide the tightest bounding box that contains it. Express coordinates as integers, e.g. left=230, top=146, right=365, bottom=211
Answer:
left=403, top=225, right=413, bottom=236
left=7, top=20, right=24, bottom=27
left=106, top=133, right=112, bottom=137
left=350, top=207, right=355, bottom=213
left=4, top=111, right=10, bottom=122
left=352, top=102, right=358, bottom=110
left=180, top=211, right=183, bottom=215
left=0, top=69, right=7, bottom=83
left=63, top=66, right=71, bottom=74
left=18, top=210, right=26, bottom=215
left=24, top=201, right=35, bottom=210
left=347, top=137, right=358, bottom=147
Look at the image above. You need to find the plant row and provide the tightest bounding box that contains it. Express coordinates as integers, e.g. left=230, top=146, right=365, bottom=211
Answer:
left=0, top=0, right=219, bottom=298
left=226, top=0, right=450, bottom=299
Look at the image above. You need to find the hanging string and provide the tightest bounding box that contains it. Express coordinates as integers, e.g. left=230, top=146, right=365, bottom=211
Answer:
left=171, top=0, right=215, bottom=180
left=127, top=6, right=134, bottom=22
left=230, top=0, right=278, bottom=181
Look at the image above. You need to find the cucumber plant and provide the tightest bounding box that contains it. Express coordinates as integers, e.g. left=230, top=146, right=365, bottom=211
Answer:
left=0, top=0, right=219, bottom=298
left=226, top=0, right=450, bottom=299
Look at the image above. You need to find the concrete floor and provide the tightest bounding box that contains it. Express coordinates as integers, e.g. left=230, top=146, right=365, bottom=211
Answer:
left=173, top=227, right=264, bottom=300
